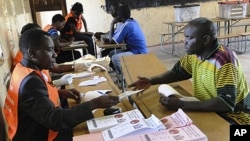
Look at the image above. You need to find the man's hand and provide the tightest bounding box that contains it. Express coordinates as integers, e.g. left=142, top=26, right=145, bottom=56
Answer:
left=89, top=95, right=119, bottom=110
left=159, top=95, right=183, bottom=110
left=59, top=89, right=81, bottom=104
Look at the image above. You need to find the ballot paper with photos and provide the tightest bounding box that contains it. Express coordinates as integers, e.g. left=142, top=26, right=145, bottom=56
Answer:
left=86, top=109, right=144, bottom=133
left=158, top=84, right=199, bottom=101
left=102, top=114, right=166, bottom=141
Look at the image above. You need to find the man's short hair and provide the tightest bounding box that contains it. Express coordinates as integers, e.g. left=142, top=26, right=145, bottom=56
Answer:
left=117, top=5, right=131, bottom=19
left=20, top=23, right=41, bottom=35
left=71, top=2, right=83, bottom=14
left=19, top=29, right=50, bottom=54
left=52, top=14, right=65, bottom=24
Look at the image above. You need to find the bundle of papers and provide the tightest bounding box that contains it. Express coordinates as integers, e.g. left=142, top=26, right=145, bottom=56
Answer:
left=158, top=84, right=199, bottom=101
left=102, top=114, right=166, bottom=141
left=86, top=109, right=144, bottom=133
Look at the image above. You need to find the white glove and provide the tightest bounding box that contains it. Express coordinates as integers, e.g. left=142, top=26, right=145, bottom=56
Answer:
left=87, top=64, right=107, bottom=72
left=74, top=62, right=92, bottom=71
left=52, top=74, right=73, bottom=86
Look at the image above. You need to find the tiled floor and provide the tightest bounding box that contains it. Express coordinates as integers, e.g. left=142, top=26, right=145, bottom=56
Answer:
left=110, top=43, right=250, bottom=88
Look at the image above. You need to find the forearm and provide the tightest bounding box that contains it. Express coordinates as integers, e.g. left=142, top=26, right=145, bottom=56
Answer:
left=150, top=71, right=179, bottom=85
left=182, top=97, right=231, bottom=112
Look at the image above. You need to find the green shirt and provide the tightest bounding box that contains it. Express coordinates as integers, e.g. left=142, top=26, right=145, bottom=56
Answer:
left=171, top=44, right=250, bottom=113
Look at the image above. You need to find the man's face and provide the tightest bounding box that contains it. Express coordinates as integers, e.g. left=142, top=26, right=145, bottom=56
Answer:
left=34, top=36, right=56, bottom=70
left=58, top=21, right=65, bottom=30
left=184, top=25, right=204, bottom=55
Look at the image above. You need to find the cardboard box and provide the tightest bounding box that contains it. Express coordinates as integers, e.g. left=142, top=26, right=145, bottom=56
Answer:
left=174, top=4, right=200, bottom=22
left=218, top=1, right=247, bottom=19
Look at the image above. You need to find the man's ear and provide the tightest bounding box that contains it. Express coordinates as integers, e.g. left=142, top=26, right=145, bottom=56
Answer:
left=27, top=48, right=36, bottom=59
left=203, top=35, right=211, bottom=44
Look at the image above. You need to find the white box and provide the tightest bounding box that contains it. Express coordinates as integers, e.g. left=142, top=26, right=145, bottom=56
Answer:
left=174, top=4, right=200, bottom=22
left=218, top=1, right=247, bottom=19
left=247, top=2, right=250, bottom=16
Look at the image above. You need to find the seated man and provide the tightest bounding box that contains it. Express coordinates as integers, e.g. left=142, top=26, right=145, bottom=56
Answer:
left=129, top=17, right=250, bottom=125
left=60, top=2, right=95, bottom=56
left=43, top=14, right=81, bottom=64
left=105, top=4, right=148, bottom=80
left=4, top=29, right=119, bottom=141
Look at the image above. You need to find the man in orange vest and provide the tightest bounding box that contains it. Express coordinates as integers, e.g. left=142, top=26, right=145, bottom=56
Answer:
left=43, top=14, right=81, bottom=63
left=4, top=29, right=119, bottom=141
left=60, top=2, right=95, bottom=56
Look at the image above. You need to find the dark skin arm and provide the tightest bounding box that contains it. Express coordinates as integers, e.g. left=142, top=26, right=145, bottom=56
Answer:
left=129, top=71, right=232, bottom=113
left=50, top=63, right=74, bottom=73
left=159, top=95, right=231, bottom=112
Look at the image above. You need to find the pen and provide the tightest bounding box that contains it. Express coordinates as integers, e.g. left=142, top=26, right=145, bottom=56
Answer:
left=97, top=91, right=105, bottom=95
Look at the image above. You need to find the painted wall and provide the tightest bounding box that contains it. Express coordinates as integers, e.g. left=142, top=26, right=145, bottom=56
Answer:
left=36, top=0, right=221, bottom=46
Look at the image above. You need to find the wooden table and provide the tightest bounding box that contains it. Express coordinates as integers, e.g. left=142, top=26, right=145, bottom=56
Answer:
left=66, top=69, right=133, bottom=136
left=120, top=53, right=230, bottom=141
left=61, top=41, right=89, bottom=59
left=95, top=39, right=126, bottom=57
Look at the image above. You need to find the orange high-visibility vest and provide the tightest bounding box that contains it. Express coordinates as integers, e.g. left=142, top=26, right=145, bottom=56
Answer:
left=65, top=11, right=82, bottom=34
left=12, top=51, right=52, bottom=82
left=4, top=63, right=60, bottom=141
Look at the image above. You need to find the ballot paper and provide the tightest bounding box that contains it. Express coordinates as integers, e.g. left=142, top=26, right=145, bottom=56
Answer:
left=87, top=109, right=144, bottom=133
left=84, top=90, right=112, bottom=102
left=102, top=114, right=166, bottom=141
left=158, top=84, right=199, bottom=101
left=118, top=89, right=144, bottom=101
left=71, top=71, right=95, bottom=79
left=78, top=76, right=107, bottom=86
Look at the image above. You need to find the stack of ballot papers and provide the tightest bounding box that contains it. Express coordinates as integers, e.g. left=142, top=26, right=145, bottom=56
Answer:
left=86, top=109, right=144, bottom=133
left=73, top=109, right=207, bottom=141
left=158, top=84, right=199, bottom=101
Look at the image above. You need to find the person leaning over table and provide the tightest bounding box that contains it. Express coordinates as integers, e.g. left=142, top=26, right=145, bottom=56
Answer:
left=14, top=23, right=97, bottom=109
left=104, top=4, right=148, bottom=80
left=4, top=29, right=119, bottom=141
left=128, top=17, right=250, bottom=125
left=60, top=2, right=95, bottom=56
left=13, top=23, right=93, bottom=74
left=43, top=14, right=81, bottom=64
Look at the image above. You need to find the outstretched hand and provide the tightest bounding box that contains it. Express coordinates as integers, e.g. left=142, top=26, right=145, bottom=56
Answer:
left=128, top=76, right=151, bottom=96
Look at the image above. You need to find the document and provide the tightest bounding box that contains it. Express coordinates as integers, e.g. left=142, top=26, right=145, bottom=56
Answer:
left=78, top=76, right=107, bottom=86
left=102, top=114, right=166, bottom=141
left=87, top=109, right=144, bottom=133
left=114, top=109, right=208, bottom=141
left=118, top=89, right=144, bottom=101
left=158, top=84, right=199, bottom=101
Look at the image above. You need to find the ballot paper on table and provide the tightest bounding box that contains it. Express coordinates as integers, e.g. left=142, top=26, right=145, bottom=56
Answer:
left=158, top=84, right=199, bottom=101
left=102, top=114, right=166, bottom=141
left=84, top=90, right=112, bottom=102
left=71, top=71, right=95, bottom=79
left=78, top=76, right=107, bottom=86
left=118, top=89, right=144, bottom=101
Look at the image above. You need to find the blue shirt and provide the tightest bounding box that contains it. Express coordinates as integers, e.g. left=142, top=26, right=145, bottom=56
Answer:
left=112, top=19, right=148, bottom=54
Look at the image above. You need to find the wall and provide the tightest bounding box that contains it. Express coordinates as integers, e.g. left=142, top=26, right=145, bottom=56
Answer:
left=36, top=0, right=221, bottom=46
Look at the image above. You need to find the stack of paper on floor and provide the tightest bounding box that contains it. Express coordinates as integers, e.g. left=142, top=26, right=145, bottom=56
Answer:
left=86, top=109, right=144, bottom=133
left=102, top=114, right=166, bottom=141
left=158, top=84, right=199, bottom=101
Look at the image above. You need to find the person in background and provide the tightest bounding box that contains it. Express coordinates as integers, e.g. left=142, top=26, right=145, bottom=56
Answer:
left=61, top=2, right=95, bottom=56
left=4, top=29, right=119, bottom=141
left=129, top=17, right=250, bottom=125
left=104, top=4, right=148, bottom=80
left=13, top=23, right=93, bottom=74
left=43, top=14, right=81, bottom=64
